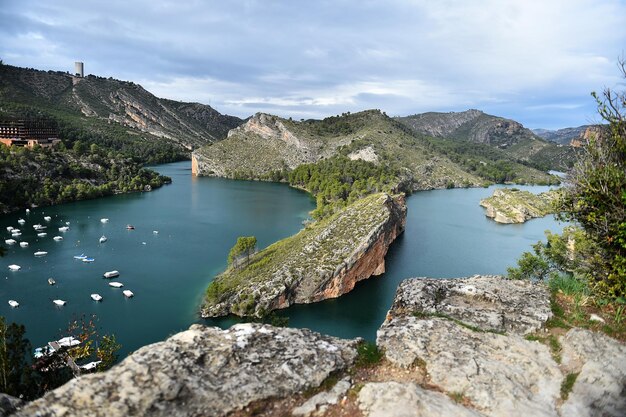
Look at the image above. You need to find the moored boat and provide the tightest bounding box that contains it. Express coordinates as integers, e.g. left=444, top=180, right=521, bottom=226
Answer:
left=34, top=250, right=48, bottom=257
left=11, top=231, right=21, bottom=237
left=100, top=218, right=109, bottom=223
left=103, top=270, right=120, bottom=278
left=17, top=218, right=25, bottom=225
left=19, top=241, right=29, bottom=248
left=53, top=236, right=63, bottom=241
left=48, top=278, right=56, bottom=285
left=108, top=282, right=123, bottom=288
left=123, top=290, right=134, bottom=298
left=73, top=254, right=87, bottom=260
left=52, top=299, right=66, bottom=306
left=4, top=239, right=16, bottom=245
left=58, top=226, right=69, bottom=232
left=8, top=300, right=19, bottom=308
left=56, top=336, right=79, bottom=347
left=126, top=224, right=135, bottom=230
left=6, top=226, right=13, bottom=232
left=37, top=232, right=47, bottom=237
left=82, top=257, right=95, bottom=263
left=79, top=360, right=101, bottom=371
left=99, top=235, right=107, bottom=243
left=8, top=264, right=20, bottom=271
left=43, top=216, right=51, bottom=222
left=90, top=293, right=103, bottom=301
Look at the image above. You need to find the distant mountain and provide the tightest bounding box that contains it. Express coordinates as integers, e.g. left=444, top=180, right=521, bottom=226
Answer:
left=396, top=110, right=575, bottom=171
left=193, top=110, right=560, bottom=189
left=532, top=125, right=598, bottom=146
left=0, top=63, right=242, bottom=161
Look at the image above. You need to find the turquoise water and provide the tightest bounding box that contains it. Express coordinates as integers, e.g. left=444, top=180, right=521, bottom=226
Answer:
left=0, top=161, right=565, bottom=357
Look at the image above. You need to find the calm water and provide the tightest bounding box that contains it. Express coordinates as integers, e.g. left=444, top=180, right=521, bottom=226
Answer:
left=0, top=161, right=565, bottom=357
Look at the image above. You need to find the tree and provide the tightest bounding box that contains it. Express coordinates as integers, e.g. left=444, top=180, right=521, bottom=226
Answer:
left=560, top=59, right=626, bottom=297
left=227, top=236, right=257, bottom=268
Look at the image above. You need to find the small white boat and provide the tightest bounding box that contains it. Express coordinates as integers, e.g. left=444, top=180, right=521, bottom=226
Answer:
left=8, top=300, right=19, bottom=308
left=34, top=251, right=48, bottom=257
left=37, top=232, right=47, bottom=237
left=82, top=257, right=95, bottom=263
left=108, top=282, right=123, bottom=288
left=5, top=239, right=16, bottom=245
left=43, top=216, right=51, bottom=222
left=58, top=226, right=69, bottom=232
left=153, top=230, right=159, bottom=234
left=17, top=218, right=25, bottom=225
left=123, top=290, right=134, bottom=298
left=11, top=228, right=20, bottom=233
left=11, top=232, right=21, bottom=237
left=79, top=360, right=101, bottom=371
left=73, top=254, right=87, bottom=260
left=52, top=299, right=67, bottom=306
left=48, top=278, right=56, bottom=285
left=99, top=235, right=107, bottom=243
left=34, top=346, right=54, bottom=358
left=6, top=226, right=13, bottom=232
left=53, top=236, right=63, bottom=241
left=100, top=218, right=109, bottom=223
left=19, top=242, right=29, bottom=248
left=33, top=224, right=45, bottom=230
left=25, top=209, right=30, bottom=213
left=8, top=265, right=20, bottom=271
left=90, top=294, right=103, bottom=301
left=56, top=336, right=79, bottom=347
left=65, top=221, right=70, bottom=225
left=103, top=270, right=120, bottom=278
left=126, top=224, right=135, bottom=230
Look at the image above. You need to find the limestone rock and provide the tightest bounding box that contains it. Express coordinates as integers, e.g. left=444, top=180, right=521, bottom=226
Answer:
left=387, top=275, right=551, bottom=335
left=357, top=381, right=485, bottom=417
left=560, top=328, right=626, bottom=417
left=15, top=323, right=358, bottom=417
left=291, top=377, right=351, bottom=416
left=202, top=193, right=406, bottom=318
left=377, top=316, right=562, bottom=417
left=479, top=188, right=559, bottom=224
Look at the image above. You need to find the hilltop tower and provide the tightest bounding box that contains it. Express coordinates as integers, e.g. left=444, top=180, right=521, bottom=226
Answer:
left=74, top=61, right=84, bottom=77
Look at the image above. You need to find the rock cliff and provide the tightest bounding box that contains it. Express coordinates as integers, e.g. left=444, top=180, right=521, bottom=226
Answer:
left=192, top=110, right=485, bottom=190
left=202, top=193, right=406, bottom=317
left=10, top=276, right=626, bottom=417
left=480, top=187, right=559, bottom=224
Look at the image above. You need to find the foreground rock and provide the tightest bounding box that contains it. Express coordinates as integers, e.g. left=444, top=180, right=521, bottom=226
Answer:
left=202, top=193, right=406, bottom=317
left=15, top=323, right=358, bottom=417
left=387, top=275, right=552, bottom=334
left=376, top=275, right=626, bottom=417
left=480, top=188, right=559, bottom=224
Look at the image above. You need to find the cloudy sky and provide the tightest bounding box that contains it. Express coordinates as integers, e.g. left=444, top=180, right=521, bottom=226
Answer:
left=2, top=0, right=625, bottom=129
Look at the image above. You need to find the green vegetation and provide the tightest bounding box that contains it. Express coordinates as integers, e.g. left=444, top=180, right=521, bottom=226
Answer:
left=0, top=143, right=170, bottom=213
left=0, top=315, right=120, bottom=400
left=227, top=236, right=258, bottom=268
left=480, top=188, right=560, bottom=223
left=559, top=62, right=626, bottom=298
left=354, top=341, right=383, bottom=368
left=276, top=155, right=399, bottom=219
left=561, top=372, right=580, bottom=400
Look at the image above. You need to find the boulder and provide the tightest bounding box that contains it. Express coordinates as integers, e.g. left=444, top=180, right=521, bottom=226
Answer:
left=387, top=275, right=551, bottom=335
left=15, top=323, right=358, bottom=417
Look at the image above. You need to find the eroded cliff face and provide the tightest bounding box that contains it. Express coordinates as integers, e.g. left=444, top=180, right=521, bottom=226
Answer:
left=202, top=193, right=406, bottom=318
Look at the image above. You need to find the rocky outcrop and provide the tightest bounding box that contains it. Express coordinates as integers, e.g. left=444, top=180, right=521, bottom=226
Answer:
left=202, top=193, right=406, bottom=317
left=0, top=394, right=22, bottom=417
left=480, top=188, right=559, bottom=224
left=14, top=323, right=358, bottom=417
left=387, top=275, right=552, bottom=334
left=375, top=275, right=626, bottom=417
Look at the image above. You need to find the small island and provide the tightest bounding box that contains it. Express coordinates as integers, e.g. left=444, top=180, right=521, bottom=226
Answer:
left=480, top=188, right=560, bottom=224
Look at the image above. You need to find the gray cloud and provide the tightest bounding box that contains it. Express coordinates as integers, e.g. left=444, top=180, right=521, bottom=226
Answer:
left=1, top=0, right=625, bottom=129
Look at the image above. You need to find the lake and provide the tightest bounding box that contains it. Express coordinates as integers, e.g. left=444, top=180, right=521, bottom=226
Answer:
left=0, top=161, right=565, bottom=357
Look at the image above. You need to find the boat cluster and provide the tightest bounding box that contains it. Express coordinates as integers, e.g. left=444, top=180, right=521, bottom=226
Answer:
left=33, top=336, right=102, bottom=372
left=4, top=213, right=138, bottom=309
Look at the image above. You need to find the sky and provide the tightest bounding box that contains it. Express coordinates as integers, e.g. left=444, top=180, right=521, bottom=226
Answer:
left=1, top=0, right=626, bottom=129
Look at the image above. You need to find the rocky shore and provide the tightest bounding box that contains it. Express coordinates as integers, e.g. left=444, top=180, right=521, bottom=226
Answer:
left=480, top=187, right=559, bottom=224
left=202, top=193, right=406, bottom=317
left=11, top=275, right=626, bottom=417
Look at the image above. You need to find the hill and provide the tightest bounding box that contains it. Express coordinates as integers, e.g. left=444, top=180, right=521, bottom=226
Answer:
left=533, top=125, right=605, bottom=147
left=396, top=109, right=576, bottom=172
left=193, top=110, right=560, bottom=190
left=0, top=63, right=242, bottom=163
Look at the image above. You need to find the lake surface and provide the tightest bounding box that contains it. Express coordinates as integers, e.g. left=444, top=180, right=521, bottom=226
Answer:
left=0, top=161, right=565, bottom=358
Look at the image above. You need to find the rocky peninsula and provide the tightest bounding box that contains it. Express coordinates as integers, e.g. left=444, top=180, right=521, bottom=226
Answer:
left=13, top=275, right=625, bottom=416
left=480, top=187, right=560, bottom=224
left=202, top=193, right=406, bottom=317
